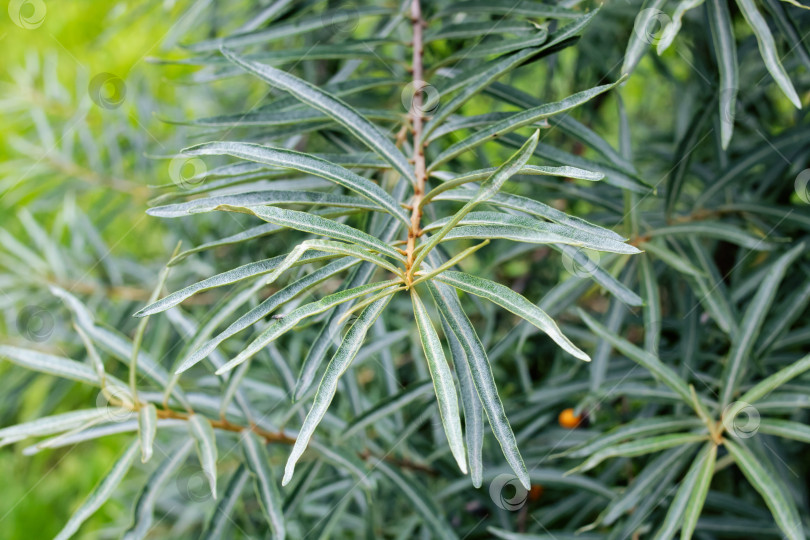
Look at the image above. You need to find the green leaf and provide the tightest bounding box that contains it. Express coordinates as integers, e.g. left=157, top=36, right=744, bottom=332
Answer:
left=578, top=310, right=693, bottom=404
left=428, top=79, right=624, bottom=170
left=639, top=240, right=704, bottom=277
left=137, top=404, right=157, bottom=464
left=622, top=0, right=668, bottom=74
left=682, top=443, right=718, bottom=539
left=434, top=0, right=580, bottom=18
left=656, top=0, right=705, bottom=54
left=432, top=190, right=622, bottom=242
left=183, top=142, right=409, bottom=224
left=720, top=242, right=805, bottom=407
left=241, top=431, right=285, bottom=540
left=554, top=245, right=644, bottom=306
left=201, top=465, right=249, bottom=540
left=223, top=205, right=404, bottom=261
left=732, top=353, right=810, bottom=411
left=54, top=439, right=139, bottom=540
left=435, top=271, right=589, bottom=361
left=424, top=11, right=598, bottom=139
left=123, top=440, right=194, bottom=540
left=0, top=408, right=123, bottom=446
left=376, top=462, right=458, bottom=540
left=601, top=444, right=696, bottom=526
left=439, top=315, right=484, bottom=488
left=568, top=433, right=708, bottom=474
left=219, top=49, right=414, bottom=182
left=341, top=382, right=432, bottom=440
left=725, top=439, right=803, bottom=540
left=757, top=418, right=810, bottom=443
left=282, top=293, right=392, bottom=485
left=411, top=290, right=467, bottom=473
left=187, top=7, right=392, bottom=51
left=188, top=414, right=218, bottom=499
left=734, top=0, right=802, bottom=107
left=215, top=279, right=400, bottom=375
left=148, top=190, right=384, bottom=218
left=412, top=130, right=539, bottom=273
left=707, top=0, right=739, bottom=149
left=135, top=252, right=335, bottom=317
left=648, top=222, right=779, bottom=251
left=423, top=212, right=640, bottom=254
left=181, top=257, right=359, bottom=373
left=427, top=280, right=530, bottom=489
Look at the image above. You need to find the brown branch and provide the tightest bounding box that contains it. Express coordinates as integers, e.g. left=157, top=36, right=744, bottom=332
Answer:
left=404, top=0, right=426, bottom=286
left=154, top=405, right=437, bottom=475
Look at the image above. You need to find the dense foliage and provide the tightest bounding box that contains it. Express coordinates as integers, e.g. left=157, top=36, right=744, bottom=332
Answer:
left=1, top=0, right=809, bottom=538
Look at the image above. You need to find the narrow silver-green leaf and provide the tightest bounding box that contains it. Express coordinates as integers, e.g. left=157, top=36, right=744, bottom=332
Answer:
left=183, top=142, right=409, bottom=224
left=569, top=433, right=708, bottom=474
left=219, top=49, right=414, bottom=182
left=181, top=258, right=359, bottom=373
left=148, top=190, right=383, bottom=218
left=282, top=294, right=392, bottom=485
left=135, top=252, right=334, bottom=317
left=200, top=465, right=249, bottom=540
left=54, top=439, right=139, bottom=540
left=412, top=290, right=467, bottom=473
left=124, top=441, right=194, bottom=540
left=653, top=442, right=717, bottom=540
left=427, top=280, right=530, bottom=489
left=189, top=414, right=218, bottom=499
left=241, top=431, right=285, bottom=540
left=579, top=310, right=693, bottom=403
left=376, top=462, right=459, bottom=540
left=757, top=418, right=810, bottom=443
left=622, top=0, right=668, bottom=74
left=429, top=80, right=623, bottom=170
left=137, top=404, right=158, bottom=464
left=725, top=438, right=802, bottom=540
left=707, top=0, right=739, bottom=149
left=734, top=0, right=801, bottom=107
left=682, top=442, right=718, bottom=539
left=224, top=205, right=404, bottom=261
left=215, top=279, right=399, bottom=375
left=412, top=130, right=539, bottom=273
left=657, top=0, right=705, bottom=53
left=720, top=242, right=805, bottom=408
left=731, top=353, right=810, bottom=413
left=436, top=270, right=590, bottom=361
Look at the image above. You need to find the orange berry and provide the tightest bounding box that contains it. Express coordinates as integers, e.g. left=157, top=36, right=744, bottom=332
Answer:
left=529, top=484, right=544, bottom=501
left=558, top=408, right=582, bottom=429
